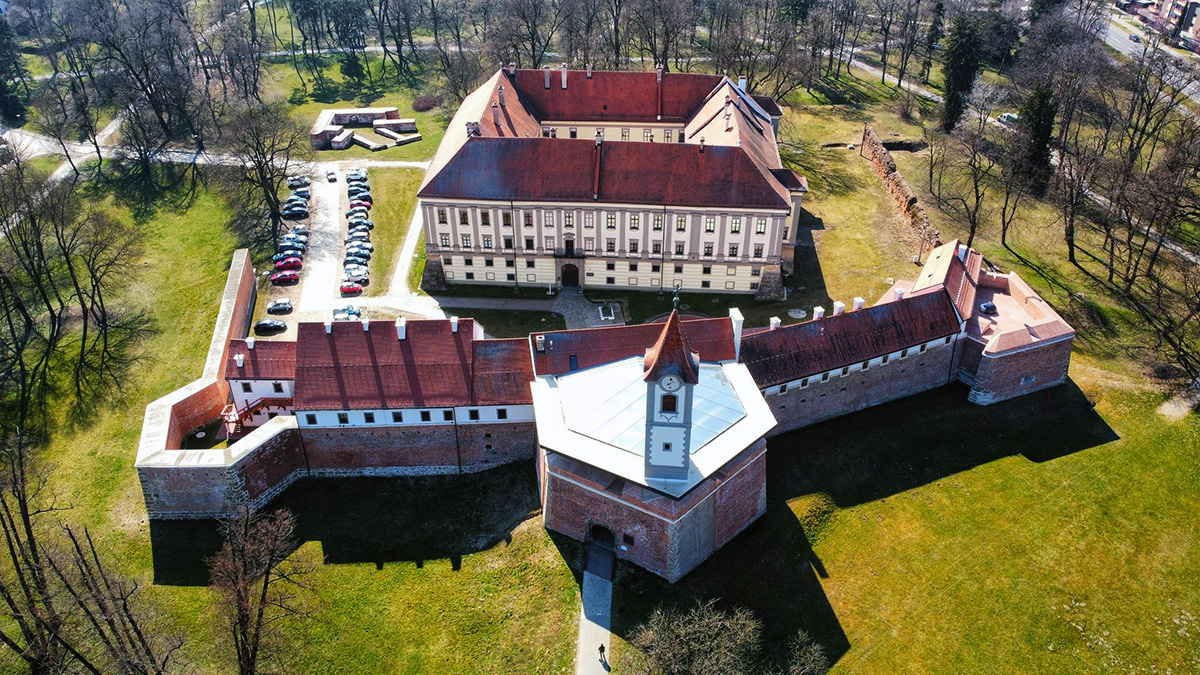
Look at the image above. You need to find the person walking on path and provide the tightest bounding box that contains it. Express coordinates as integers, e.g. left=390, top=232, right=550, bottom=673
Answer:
left=598, top=644, right=606, bottom=662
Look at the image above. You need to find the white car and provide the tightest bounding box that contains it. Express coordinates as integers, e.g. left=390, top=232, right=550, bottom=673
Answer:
left=326, top=170, right=337, bottom=182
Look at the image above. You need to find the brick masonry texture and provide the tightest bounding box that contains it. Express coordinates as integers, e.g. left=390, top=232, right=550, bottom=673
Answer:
left=540, top=442, right=767, bottom=582
left=861, top=127, right=942, bottom=248
left=769, top=340, right=955, bottom=435
left=968, top=337, right=1074, bottom=405
left=300, top=421, right=535, bottom=474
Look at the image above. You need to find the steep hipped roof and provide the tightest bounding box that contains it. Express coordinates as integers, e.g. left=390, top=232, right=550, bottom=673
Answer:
left=418, top=137, right=791, bottom=210
left=225, top=339, right=297, bottom=381
left=530, top=317, right=736, bottom=376
left=643, top=312, right=699, bottom=383
left=739, top=291, right=962, bottom=387
left=509, top=69, right=723, bottom=123
left=293, top=320, right=477, bottom=410
left=684, top=80, right=781, bottom=170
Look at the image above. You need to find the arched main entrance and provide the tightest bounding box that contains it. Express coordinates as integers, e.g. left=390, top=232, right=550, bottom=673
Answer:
left=562, top=263, right=580, bottom=287
left=589, top=523, right=615, bottom=549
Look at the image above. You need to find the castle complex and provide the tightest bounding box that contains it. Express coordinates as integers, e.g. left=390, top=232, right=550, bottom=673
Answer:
left=416, top=66, right=808, bottom=300
left=137, top=240, right=1074, bottom=582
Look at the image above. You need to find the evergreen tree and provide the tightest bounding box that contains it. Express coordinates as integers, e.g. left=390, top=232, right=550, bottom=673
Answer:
left=920, top=0, right=945, bottom=83
left=1016, top=82, right=1057, bottom=196
left=939, top=13, right=982, bottom=132
left=1028, top=0, right=1066, bottom=24
left=0, top=16, right=26, bottom=125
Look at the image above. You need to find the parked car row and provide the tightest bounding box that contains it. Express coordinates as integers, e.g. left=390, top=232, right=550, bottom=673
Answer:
left=282, top=176, right=311, bottom=220
left=270, top=220, right=310, bottom=288
left=340, top=168, right=372, bottom=296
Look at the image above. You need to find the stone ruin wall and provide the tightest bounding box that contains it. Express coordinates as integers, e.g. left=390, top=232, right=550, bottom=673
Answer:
left=861, top=127, right=942, bottom=250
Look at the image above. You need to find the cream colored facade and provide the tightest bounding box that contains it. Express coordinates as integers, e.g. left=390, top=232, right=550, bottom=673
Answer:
left=422, top=197, right=799, bottom=293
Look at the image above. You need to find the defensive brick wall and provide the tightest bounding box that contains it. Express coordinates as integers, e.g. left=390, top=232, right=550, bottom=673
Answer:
left=300, top=421, right=535, bottom=477
left=139, top=418, right=305, bottom=519
left=768, top=338, right=956, bottom=435
left=861, top=126, right=942, bottom=249
left=968, top=336, right=1075, bottom=405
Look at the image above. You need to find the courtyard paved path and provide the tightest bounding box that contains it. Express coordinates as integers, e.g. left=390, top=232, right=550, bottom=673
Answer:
left=575, top=543, right=615, bottom=675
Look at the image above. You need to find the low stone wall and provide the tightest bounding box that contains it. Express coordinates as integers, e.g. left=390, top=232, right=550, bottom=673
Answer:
left=861, top=127, right=942, bottom=249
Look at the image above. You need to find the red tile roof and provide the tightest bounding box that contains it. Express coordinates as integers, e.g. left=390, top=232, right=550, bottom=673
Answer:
left=419, top=137, right=791, bottom=210
left=225, top=339, right=297, bottom=381
left=739, top=290, right=962, bottom=387
left=509, top=69, right=723, bottom=123
left=530, top=317, right=736, bottom=376
left=472, top=338, right=534, bottom=405
left=293, top=320, right=477, bottom=410
left=770, top=168, right=809, bottom=192
left=643, top=312, right=699, bottom=383
left=752, top=95, right=784, bottom=118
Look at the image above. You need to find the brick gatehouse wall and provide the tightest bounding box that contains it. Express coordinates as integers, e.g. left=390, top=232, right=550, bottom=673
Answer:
left=300, top=421, right=536, bottom=476
left=540, top=440, right=767, bottom=582
left=768, top=337, right=957, bottom=435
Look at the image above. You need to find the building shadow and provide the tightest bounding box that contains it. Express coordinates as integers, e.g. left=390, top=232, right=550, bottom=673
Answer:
left=606, top=378, right=1116, bottom=670
left=607, top=494, right=850, bottom=669
left=768, top=379, right=1119, bottom=510
left=149, top=461, right=542, bottom=586
left=789, top=210, right=831, bottom=311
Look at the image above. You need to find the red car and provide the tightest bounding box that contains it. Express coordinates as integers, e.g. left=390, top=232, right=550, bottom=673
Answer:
left=271, top=270, right=300, bottom=284
left=340, top=281, right=363, bottom=295
left=349, top=200, right=372, bottom=210
left=274, top=257, right=303, bottom=271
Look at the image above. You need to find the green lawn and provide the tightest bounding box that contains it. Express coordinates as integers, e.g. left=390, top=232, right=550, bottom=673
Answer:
left=18, top=172, right=580, bottom=674
left=364, top=167, right=422, bottom=296
left=263, top=59, right=447, bottom=163
left=453, top=307, right=567, bottom=338
left=25, top=153, right=65, bottom=176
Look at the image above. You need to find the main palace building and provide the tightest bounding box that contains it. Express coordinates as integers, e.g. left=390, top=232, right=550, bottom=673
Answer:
left=417, top=65, right=808, bottom=299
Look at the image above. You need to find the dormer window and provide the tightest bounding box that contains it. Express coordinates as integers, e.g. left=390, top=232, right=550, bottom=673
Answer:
left=661, top=394, right=677, bottom=413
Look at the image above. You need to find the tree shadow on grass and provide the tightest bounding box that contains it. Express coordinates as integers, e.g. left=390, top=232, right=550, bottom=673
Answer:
left=86, top=160, right=205, bottom=224
left=149, top=461, right=542, bottom=586
left=781, top=139, right=863, bottom=197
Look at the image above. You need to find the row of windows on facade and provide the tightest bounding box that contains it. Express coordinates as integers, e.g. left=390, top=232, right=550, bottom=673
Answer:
left=241, top=382, right=285, bottom=393
left=444, top=270, right=761, bottom=290
left=541, top=126, right=686, bottom=143
left=439, top=233, right=767, bottom=258
left=304, top=408, right=510, bottom=425
left=771, top=338, right=954, bottom=395
left=437, top=209, right=778, bottom=236
left=443, top=257, right=764, bottom=276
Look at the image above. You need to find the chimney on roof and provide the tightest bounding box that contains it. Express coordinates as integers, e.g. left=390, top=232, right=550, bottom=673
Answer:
left=363, top=319, right=370, bottom=332
left=853, top=297, right=865, bottom=311
left=396, top=317, right=406, bottom=340
left=561, top=63, right=568, bottom=89
left=324, top=320, right=332, bottom=334
left=738, top=75, right=748, bottom=91
left=769, top=316, right=781, bottom=330
left=894, top=288, right=906, bottom=300
left=235, top=353, right=245, bottom=368
left=498, top=84, right=506, bottom=108
left=491, top=102, right=500, bottom=126
left=544, top=66, right=551, bottom=89
left=813, top=306, right=826, bottom=320
left=833, top=301, right=846, bottom=316
left=957, top=243, right=968, bottom=261
left=508, top=62, right=516, bottom=75
left=451, top=316, right=459, bottom=333
left=656, top=63, right=663, bottom=82
left=246, top=337, right=255, bottom=350
left=586, top=63, right=593, bottom=78
left=729, top=308, right=744, bottom=360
